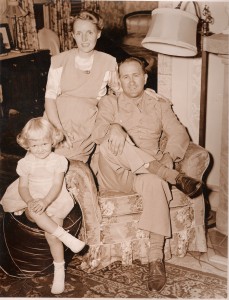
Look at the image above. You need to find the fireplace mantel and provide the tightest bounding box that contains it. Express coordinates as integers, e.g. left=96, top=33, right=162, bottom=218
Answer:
left=203, top=33, right=228, bottom=236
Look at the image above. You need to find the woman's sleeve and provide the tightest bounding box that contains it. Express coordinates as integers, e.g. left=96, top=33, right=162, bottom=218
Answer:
left=97, top=71, right=110, bottom=99
left=97, top=59, right=119, bottom=99
left=45, top=65, right=63, bottom=100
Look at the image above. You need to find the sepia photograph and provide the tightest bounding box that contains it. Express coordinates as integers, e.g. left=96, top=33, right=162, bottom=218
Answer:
left=0, top=0, right=228, bottom=299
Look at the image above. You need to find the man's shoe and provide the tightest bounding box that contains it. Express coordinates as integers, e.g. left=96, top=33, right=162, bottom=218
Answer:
left=78, top=244, right=90, bottom=256
left=148, top=259, right=166, bottom=292
left=176, top=173, right=203, bottom=198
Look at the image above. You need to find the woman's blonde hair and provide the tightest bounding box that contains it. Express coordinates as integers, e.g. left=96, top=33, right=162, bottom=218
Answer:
left=17, top=117, right=64, bottom=150
left=73, top=10, right=104, bottom=31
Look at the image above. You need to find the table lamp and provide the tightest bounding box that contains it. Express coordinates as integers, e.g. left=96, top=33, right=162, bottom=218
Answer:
left=142, top=1, right=215, bottom=148
left=5, top=0, right=27, bottom=52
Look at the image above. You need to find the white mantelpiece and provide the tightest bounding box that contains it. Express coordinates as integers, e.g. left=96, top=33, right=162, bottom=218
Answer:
left=203, top=33, right=229, bottom=235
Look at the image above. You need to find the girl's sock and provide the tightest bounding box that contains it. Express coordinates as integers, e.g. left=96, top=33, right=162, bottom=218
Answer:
left=51, top=261, right=65, bottom=294
left=52, top=225, right=86, bottom=253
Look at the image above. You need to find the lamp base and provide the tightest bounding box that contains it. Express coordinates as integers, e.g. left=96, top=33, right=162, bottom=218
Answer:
left=11, top=48, right=21, bottom=53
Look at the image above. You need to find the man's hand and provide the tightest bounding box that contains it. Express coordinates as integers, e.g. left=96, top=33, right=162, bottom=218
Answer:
left=108, top=123, right=127, bottom=155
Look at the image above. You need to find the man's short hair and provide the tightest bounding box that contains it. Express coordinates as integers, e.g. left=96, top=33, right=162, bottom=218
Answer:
left=118, top=57, right=147, bottom=74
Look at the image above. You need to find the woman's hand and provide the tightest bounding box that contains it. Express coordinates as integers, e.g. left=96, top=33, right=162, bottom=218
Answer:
left=57, top=132, right=95, bottom=156
left=59, top=131, right=74, bottom=149
left=108, top=69, right=121, bottom=94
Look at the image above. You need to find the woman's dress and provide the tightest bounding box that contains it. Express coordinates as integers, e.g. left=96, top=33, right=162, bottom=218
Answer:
left=46, top=49, right=117, bottom=162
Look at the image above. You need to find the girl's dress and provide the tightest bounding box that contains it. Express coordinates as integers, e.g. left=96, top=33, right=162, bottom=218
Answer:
left=0, top=152, right=74, bottom=219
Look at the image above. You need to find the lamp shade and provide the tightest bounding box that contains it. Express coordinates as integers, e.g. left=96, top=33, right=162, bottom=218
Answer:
left=5, top=0, right=27, bottom=18
left=142, top=8, right=198, bottom=57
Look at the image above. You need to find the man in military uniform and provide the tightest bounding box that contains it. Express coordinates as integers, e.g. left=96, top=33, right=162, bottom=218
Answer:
left=92, top=57, right=202, bottom=292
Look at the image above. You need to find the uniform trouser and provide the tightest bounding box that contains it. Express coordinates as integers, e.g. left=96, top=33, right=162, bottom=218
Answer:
left=98, top=140, right=172, bottom=238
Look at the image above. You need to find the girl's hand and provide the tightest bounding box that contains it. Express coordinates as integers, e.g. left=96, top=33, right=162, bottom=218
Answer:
left=29, top=199, right=47, bottom=214
left=27, top=199, right=35, bottom=212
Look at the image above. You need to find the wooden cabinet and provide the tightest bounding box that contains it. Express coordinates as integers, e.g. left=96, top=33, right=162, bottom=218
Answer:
left=0, top=50, right=51, bottom=155
left=0, top=50, right=50, bottom=117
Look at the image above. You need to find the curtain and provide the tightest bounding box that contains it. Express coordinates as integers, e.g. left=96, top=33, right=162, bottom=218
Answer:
left=18, top=0, right=39, bottom=50
left=49, top=0, right=74, bottom=51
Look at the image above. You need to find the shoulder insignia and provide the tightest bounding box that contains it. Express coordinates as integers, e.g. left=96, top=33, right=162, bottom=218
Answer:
left=145, top=88, right=171, bottom=104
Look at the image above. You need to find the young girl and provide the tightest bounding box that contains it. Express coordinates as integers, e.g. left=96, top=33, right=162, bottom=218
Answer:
left=0, top=117, right=88, bottom=294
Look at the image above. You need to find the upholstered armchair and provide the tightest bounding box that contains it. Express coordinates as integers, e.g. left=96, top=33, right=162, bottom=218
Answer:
left=66, top=141, right=210, bottom=273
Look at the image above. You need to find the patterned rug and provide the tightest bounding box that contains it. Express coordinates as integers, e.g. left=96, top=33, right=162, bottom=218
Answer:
left=0, top=256, right=227, bottom=298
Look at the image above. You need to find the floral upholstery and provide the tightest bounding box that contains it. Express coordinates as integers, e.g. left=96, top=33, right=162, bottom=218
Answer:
left=65, top=142, right=210, bottom=273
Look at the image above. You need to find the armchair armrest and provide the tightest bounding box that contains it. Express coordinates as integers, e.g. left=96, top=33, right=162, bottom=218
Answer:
left=175, top=142, right=210, bottom=180
left=65, top=160, right=102, bottom=244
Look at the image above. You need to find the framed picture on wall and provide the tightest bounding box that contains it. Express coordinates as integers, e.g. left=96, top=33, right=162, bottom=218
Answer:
left=0, top=23, right=14, bottom=53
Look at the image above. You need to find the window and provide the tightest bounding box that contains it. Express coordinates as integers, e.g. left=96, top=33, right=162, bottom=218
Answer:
left=70, top=0, right=82, bottom=17
left=34, top=4, right=45, bottom=30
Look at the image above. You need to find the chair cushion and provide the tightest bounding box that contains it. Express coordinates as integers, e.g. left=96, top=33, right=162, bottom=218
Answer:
left=98, top=188, right=204, bottom=240
left=99, top=190, right=142, bottom=217
left=99, top=188, right=191, bottom=219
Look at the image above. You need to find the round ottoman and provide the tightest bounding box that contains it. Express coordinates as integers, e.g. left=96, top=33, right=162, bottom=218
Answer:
left=0, top=201, right=82, bottom=278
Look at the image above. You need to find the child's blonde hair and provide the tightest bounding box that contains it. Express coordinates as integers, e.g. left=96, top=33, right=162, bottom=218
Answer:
left=17, top=117, right=64, bottom=150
